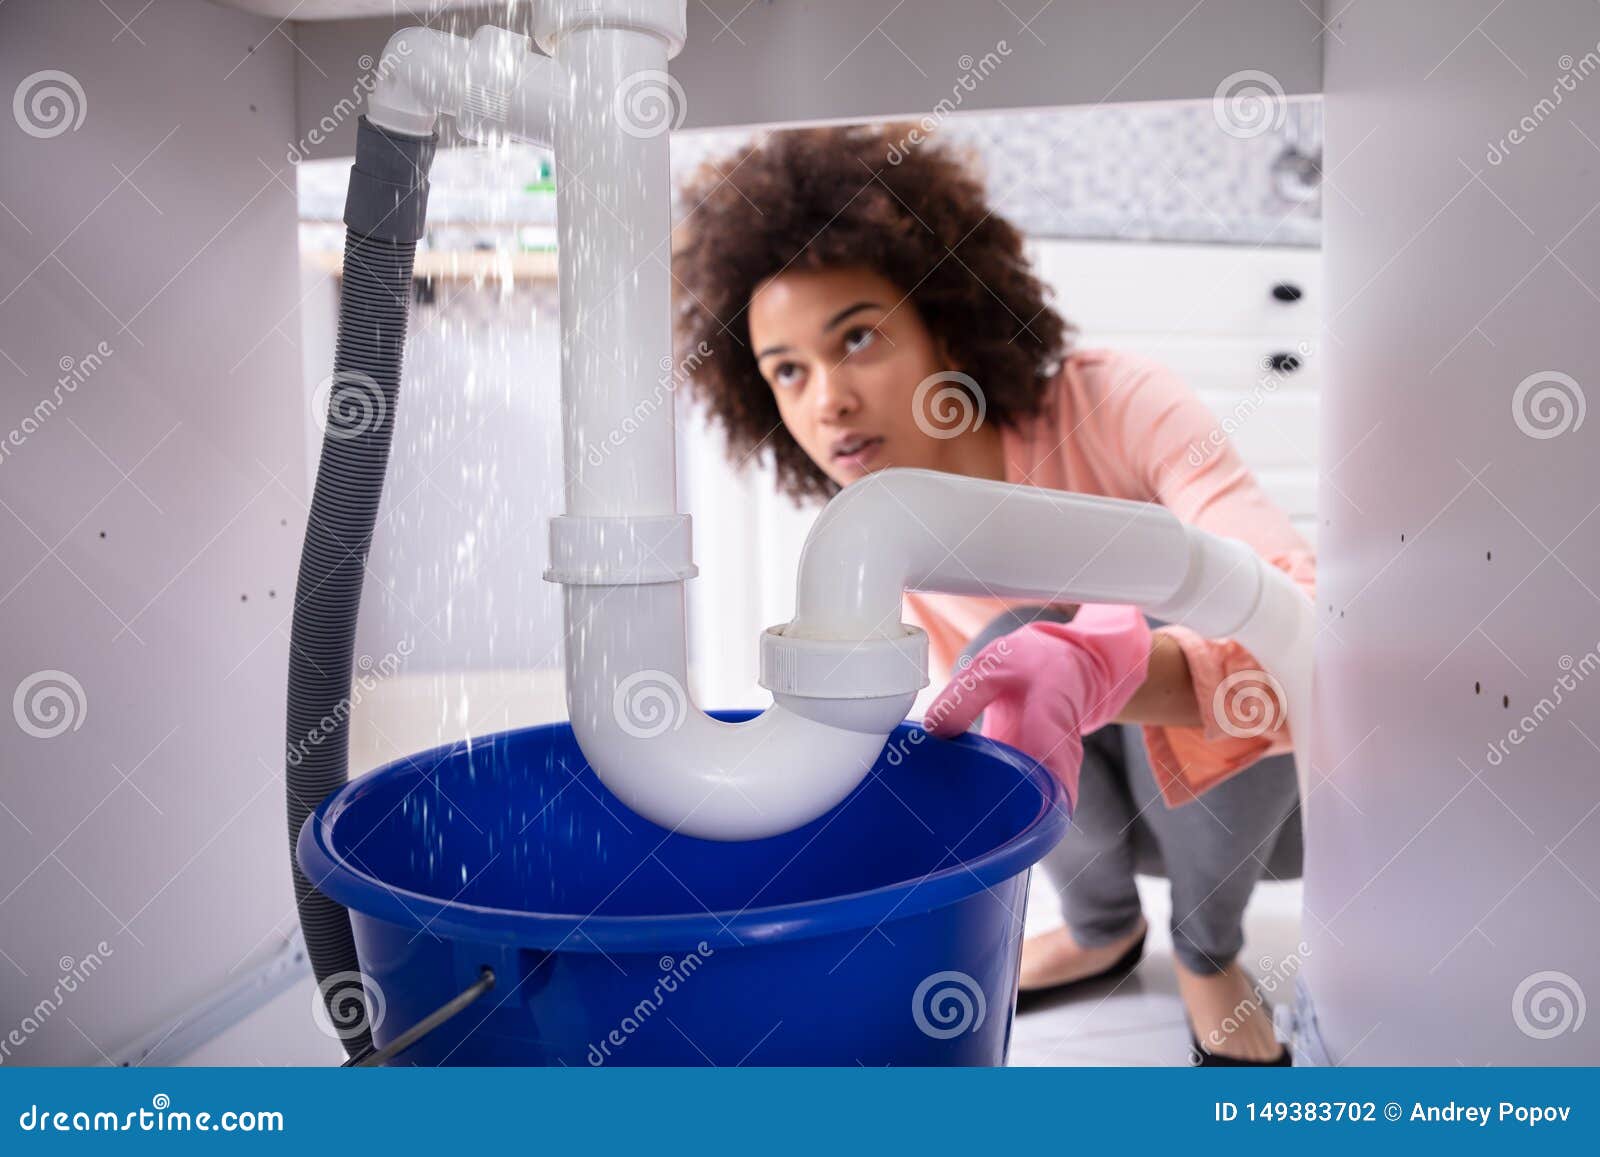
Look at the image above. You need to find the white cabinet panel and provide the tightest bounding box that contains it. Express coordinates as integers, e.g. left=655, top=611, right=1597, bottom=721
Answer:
left=1034, top=238, right=1322, bottom=525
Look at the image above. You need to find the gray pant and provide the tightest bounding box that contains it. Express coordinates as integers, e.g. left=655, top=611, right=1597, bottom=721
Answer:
left=959, top=606, right=1303, bottom=975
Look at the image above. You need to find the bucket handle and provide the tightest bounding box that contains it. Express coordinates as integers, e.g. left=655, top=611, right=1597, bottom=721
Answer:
left=341, top=967, right=496, bottom=1068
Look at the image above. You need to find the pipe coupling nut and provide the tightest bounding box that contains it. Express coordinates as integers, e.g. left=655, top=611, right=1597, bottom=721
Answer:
left=760, top=624, right=929, bottom=700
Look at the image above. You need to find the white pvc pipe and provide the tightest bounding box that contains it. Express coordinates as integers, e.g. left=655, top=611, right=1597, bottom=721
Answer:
left=366, top=27, right=469, bottom=137
left=367, top=25, right=562, bottom=148
left=563, top=583, right=914, bottom=840
left=786, top=468, right=1316, bottom=800
left=558, top=467, right=1312, bottom=839
left=791, top=469, right=1196, bottom=636
left=359, top=6, right=1316, bottom=841
left=550, top=24, right=677, bottom=517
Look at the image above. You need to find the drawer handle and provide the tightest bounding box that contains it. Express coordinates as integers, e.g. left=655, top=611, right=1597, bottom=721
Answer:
left=1267, top=351, right=1302, bottom=374
left=1271, top=282, right=1303, bottom=303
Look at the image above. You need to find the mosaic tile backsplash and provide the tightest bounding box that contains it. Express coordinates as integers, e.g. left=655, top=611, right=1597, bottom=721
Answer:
left=671, top=99, right=1322, bottom=247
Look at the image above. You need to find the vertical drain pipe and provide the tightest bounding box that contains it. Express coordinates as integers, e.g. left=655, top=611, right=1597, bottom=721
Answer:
left=531, top=3, right=928, bottom=841
left=285, top=118, right=436, bottom=1057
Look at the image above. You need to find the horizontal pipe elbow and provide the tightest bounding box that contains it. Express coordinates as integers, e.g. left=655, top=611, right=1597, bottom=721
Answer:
left=366, top=26, right=565, bottom=146
left=790, top=467, right=1198, bottom=637
left=789, top=470, right=950, bottom=638
left=366, top=28, right=469, bottom=137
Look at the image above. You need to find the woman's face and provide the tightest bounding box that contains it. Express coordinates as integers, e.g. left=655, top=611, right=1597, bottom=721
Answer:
left=747, top=266, right=988, bottom=489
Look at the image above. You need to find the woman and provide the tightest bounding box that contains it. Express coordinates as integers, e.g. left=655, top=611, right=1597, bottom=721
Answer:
left=674, top=125, right=1312, bottom=1066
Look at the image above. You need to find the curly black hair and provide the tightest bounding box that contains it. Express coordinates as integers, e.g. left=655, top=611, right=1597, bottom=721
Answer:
left=673, top=123, right=1073, bottom=503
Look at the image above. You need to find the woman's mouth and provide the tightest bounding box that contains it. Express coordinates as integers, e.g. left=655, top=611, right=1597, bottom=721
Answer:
left=831, top=434, right=885, bottom=472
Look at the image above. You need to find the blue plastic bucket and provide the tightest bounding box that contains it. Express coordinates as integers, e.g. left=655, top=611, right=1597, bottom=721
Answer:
left=297, top=711, right=1069, bottom=1066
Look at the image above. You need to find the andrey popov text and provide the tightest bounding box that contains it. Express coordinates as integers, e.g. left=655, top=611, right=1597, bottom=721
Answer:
left=1214, top=1101, right=1573, bottom=1126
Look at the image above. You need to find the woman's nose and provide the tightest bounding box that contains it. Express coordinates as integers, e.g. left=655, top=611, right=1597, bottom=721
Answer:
left=812, top=366, right=859, bottom=421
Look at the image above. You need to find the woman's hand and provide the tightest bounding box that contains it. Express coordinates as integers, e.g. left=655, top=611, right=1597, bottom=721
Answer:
left=923, top=604, right=1154, bottom=811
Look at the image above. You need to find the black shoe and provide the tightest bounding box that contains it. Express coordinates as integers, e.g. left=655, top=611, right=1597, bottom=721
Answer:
left=1188, top=1025, right=1292, bottom=1067
left=1014, top=926, right=1147, bottom=1015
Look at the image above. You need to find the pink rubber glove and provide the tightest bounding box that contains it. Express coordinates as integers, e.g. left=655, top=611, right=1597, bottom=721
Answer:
left=924, top=604, right=1153, bottom=813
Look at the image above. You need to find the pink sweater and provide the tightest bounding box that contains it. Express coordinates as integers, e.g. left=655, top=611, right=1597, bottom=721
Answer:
left=902, top=347, right=1317, bottom=809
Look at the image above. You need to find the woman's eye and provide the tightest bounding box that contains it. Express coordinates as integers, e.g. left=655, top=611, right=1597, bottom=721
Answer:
left=772, top=362, right=805, bottom=389
left=843, top=326, right=877, bottom=355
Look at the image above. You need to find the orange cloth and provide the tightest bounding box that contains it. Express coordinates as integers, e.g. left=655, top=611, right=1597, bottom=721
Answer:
left=901, top=347, right=1317, bottom=808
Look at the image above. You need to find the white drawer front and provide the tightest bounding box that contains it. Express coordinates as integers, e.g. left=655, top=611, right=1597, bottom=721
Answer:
left=1028, top=239, right=1319, bottom=337
left=1076, top=332, right=1321, bottom=395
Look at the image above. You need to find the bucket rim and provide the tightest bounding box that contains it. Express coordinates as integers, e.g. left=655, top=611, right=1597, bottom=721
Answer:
left=296, top=711, right=1070, bottom=951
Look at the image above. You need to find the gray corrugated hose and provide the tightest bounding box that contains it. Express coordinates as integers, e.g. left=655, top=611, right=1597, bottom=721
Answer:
left=286, top=116, right=435, bottom=1059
